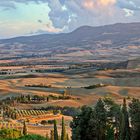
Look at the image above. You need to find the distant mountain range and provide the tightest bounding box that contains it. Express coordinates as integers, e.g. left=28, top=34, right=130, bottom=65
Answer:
left=0, top=22, right=140, bottom=62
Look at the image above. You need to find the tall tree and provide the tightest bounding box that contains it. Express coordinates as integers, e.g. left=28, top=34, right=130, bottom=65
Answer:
left=70, top=106, right=97, bottom=140
left=95, top=98, right=107, bottom=140
left=105, top=124, right=114, bottom=140
left=120, top=98, right=131, bottom=140
left=129, top=98, right=140, bottom=140
left=104, top=97, right=121, bottom=140
left=23, top=121, right=27, bottom=135
left=61, top=117, right=67, bottom=140
left=54, top=120, right=59, bottom=140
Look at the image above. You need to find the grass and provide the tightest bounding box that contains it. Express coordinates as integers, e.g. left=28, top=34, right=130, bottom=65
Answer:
left=0, top=70, right=140, bottom=107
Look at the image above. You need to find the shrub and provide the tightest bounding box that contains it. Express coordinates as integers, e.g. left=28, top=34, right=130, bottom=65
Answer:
left=0, top=129, right=21, bottom=139
left=17, top=134, right=48, bottom=140
left=40, top=120, right=48, bottom=125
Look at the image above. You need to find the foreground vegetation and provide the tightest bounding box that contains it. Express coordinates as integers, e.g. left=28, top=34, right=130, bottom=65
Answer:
left=0, top=117, right=69, bottom=140
left=1, top=97, right=140, bottom=140
left=71, top=98, right=140, bottom=140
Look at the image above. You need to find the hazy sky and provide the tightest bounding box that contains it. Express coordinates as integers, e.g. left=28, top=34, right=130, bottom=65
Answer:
left=0, top=0, right=140, bottom=38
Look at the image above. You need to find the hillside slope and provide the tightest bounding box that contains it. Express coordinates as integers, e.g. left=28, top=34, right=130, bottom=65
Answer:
left=0, top=22, right=140, bottom=61
left=127, top=58, right=140, bottom=69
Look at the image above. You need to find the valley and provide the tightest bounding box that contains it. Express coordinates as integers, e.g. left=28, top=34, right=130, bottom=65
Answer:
left=0, top=59, right=139, bottom=137
left=0, top=22, right=140, bottom=139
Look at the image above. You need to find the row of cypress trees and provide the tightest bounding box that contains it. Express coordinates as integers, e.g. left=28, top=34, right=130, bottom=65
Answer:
left=70, top=98, right=140, bottom=140
left=22, top=117, right=69, bottom=140
left=23, top=116, right=69, bottom=140
left=47, top=117, right=69, bottom=140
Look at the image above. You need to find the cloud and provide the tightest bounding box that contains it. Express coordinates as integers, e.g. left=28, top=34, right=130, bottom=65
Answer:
left=45, top=0, right=121, bottom=31
left=0, top=0, right=46, bottom=10
left=0, top=0, right=140, bottom=36
left=100, top=0, right=116, bottom=6
left=47, top=0, right=69, bottom=28
left=83, top=0, right=95, bottom=9
left=45, top=21, right=63, bottom=32
left=123, top=8, right=134, bottom=17
left=0, top=0, right=140, bottom=11
left=0, top=1, right=16, bottom=10
left=117, top=0, right=140, bottom=11
left=46, top=0, right=140, bottom=32
left=83, top=0, right=116, bottom=9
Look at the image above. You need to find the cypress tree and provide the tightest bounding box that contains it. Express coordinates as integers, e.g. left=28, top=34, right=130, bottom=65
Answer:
left=70, top=114, right=81, bottom=140
left=105, top=125, right=114, bottom=140
left=61, top=117, right=67, bottom=140
left=54, top=120, right=59, bottom=140
left=103, top=97, right=121, bottom=140
left=23, top=121, right=27, bottom=135
left=129, top=98, right=140, bottom=140
left=120, top=98, right=131, bottom=140
left=95, top=98, right=107, bottom=140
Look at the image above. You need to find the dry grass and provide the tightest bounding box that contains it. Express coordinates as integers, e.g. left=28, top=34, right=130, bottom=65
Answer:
left=0, top=68, right=140, bottom=138
left=0, top=69, right=140, bottom=107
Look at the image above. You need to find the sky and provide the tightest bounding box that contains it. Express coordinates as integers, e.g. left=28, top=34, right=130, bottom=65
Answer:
left=0, top=0, right=140, bottom=39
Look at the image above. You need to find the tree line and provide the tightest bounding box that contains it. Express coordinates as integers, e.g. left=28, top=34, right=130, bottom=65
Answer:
left=70, top=98, right=140, bottom=140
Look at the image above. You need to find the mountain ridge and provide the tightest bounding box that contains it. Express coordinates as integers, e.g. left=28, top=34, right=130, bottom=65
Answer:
left=0, top=22, right=140, bottom=62
left=1, top=22, right=140, bottom=41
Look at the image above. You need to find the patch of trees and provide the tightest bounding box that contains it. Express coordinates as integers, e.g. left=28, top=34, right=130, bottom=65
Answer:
left=41, top=120, right=55, bottom=125
left=84, top=83, right=108, bottom=89
left=0, top=129, right=21, bottom=139
left=68, top=61, right=128, bottom=71
left=1, top=93, right=78, bottom=106
left=15, top=134, right=48, bottom=140
left=1, top=105, right=80, bottom=120
left=40, top=106, right=81, bottom=117
left=48, top=94, right=79, bottom=101
left=0, top=71, right=7, bottom=75
left=0, top=74, right=38, bottom=80
left=1, top=95, right=47, bottom=105
left=0, top=129, right=48, bottom=140
left=25, top=84, right=52, bottom=88
left=70, top=98, right=140, bottom=140
left=1, top=106, right=49, bottom=119
left=35, top=68, right=66, bottom=73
